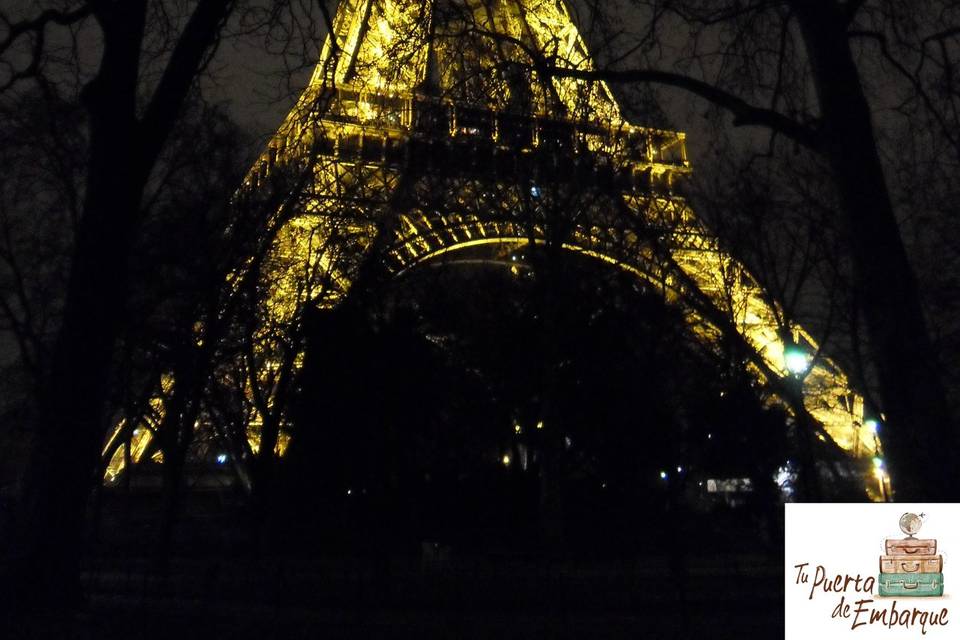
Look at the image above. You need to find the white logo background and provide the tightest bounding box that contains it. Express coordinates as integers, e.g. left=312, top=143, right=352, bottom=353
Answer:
left=785, top=503, right=959, bottom=639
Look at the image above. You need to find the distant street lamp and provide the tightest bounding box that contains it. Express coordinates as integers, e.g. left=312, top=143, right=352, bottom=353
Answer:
left=782, top=332, right=819, bottom=500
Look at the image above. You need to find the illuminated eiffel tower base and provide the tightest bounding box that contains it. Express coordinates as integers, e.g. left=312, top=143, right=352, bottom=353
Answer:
left=105, top=0, right=887, bottom=500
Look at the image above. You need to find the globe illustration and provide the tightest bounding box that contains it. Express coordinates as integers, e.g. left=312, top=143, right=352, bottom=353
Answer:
left=899, top=512, right=923, bottom=537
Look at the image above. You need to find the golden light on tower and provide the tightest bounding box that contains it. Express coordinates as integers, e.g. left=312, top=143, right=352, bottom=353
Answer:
left=102, top=0, right=885, bottom=499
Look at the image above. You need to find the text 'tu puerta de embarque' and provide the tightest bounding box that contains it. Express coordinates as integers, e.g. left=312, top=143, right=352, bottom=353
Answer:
left=793, top=563, right=948, bottom=635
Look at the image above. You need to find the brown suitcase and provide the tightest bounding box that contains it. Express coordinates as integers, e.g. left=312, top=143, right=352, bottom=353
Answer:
left=880, top=554, right=942, bottom=573
left=885, top=538, right=937, bottom=555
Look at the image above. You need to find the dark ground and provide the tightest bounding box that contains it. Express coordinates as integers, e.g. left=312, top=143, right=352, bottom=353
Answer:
left=8, top=553, right=782, bottom=639
left=4, top=489, right=784, bottom=639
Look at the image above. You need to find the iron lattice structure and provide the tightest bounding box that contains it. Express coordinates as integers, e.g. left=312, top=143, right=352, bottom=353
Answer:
left=105, top=0, right=886, bottom=498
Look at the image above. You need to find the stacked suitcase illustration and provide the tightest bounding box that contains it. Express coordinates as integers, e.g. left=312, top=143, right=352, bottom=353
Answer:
left=878, top=536, right=944, bottom=597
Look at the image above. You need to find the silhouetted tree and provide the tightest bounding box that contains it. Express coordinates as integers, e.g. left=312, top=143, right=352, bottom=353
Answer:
left=0, top=0, right=334, bottom=607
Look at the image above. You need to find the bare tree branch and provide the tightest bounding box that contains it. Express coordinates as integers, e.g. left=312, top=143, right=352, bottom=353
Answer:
left=139, top=0, right=235, bottom=173
left=0, top=4, right=92, bottom=55
left=545, top=64, right=820, bottom=148
left=849, top=28, right=960, bottom=161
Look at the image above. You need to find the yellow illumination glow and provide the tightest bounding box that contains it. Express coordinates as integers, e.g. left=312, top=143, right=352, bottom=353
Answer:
left=105, top=0, right=882, bottom=502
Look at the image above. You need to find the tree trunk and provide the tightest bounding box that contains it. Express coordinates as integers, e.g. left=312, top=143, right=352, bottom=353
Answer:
left=536, top=239, right=567, bottom=554
left=8, top=139, right=143, bottom=608
left=793, top=1, right=958, bottom=500
left=1, top=2, right=149, bottom=608
left=158, top=443, right=187, bottom=566
left=2, top=0, right=236, bottom=610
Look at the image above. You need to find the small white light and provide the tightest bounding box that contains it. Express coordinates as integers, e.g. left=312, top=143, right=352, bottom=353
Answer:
left=530, top=185, right=541, bottom=198
left=873, top=457, right=884, bottom=469
left=514, top=424, right=521, bottom=434
left=774, top=465, right=793, bottom=488
left=659, top=471, right=668, bottom=480
left=676, top=466, right=683, bottom=473
left=707, top=433, right=713, bottom=440
left=784, top=348, right=811, bottom=376
left=536, top=420, right=544, bottom=430
left=865, top=419, right=879, bottom=435
left=502, top=454, right=511, bottom=466
left=216, top=453, right=227, bottom=464
left=347, top=488, right=352, bottom=495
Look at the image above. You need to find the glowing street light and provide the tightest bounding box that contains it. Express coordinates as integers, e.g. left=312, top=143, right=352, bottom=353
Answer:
left=780, top=326, right=813, bottom=379
left=659, top=470, right=668, bottom=481
left=502, top=454, right=511, bottom=467
left=781, top=330, right=819, bottom=499
left=784, top=343, right=812, bottom=377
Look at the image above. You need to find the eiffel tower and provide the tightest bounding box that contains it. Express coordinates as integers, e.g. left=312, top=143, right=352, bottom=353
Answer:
left=105, top=0, right=886, bottom=499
